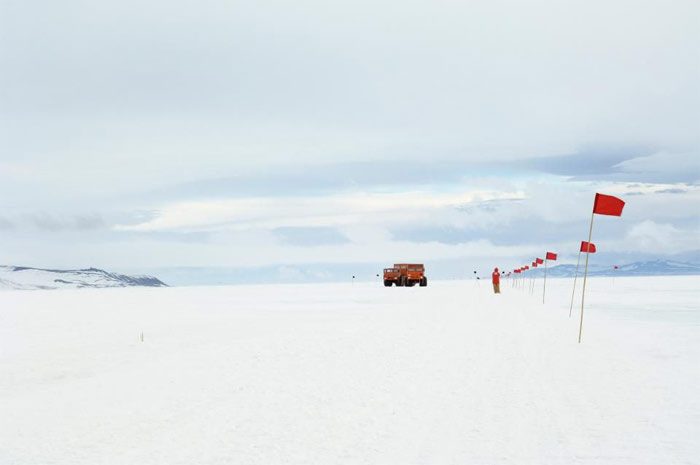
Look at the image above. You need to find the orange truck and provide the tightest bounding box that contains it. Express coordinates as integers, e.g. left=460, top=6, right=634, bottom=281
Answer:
left=383, top=263, right=428, bottom=287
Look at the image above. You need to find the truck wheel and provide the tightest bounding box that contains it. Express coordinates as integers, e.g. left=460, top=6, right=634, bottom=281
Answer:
left=384, top=280, right=392, bottom=287
left=420, top=277, right=428, bottom=287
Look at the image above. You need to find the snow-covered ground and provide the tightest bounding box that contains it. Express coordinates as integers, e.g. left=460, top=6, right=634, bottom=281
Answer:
left=1, top=276, right=698, bottom=464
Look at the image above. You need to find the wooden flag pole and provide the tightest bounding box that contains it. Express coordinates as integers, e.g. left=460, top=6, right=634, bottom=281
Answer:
left=578, top=210, right=596, bottom=343
left=569, top=250, right=582, bottom=318
left=542, top=258, right=548, bottom=304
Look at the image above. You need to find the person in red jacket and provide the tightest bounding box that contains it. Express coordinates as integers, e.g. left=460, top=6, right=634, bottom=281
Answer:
left=492, top=267, right=500, bottom=294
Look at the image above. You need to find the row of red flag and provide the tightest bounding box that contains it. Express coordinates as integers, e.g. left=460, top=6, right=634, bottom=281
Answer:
left=510, top=193, right=624, bottom=273
left=512, top=252, right=556, bottom=274
left=505, top=193, right=626, bottom=343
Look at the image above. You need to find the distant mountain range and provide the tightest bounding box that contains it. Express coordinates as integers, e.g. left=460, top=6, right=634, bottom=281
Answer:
left=520, top=260, right=700, bottom=278
left=0, top=266, right=167, bottom=290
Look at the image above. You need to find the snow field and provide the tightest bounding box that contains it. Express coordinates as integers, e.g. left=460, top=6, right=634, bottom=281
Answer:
left=1, top=276, right=698, bottom=464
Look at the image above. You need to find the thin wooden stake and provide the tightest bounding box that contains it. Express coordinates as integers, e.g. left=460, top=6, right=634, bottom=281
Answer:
left=542, top=258, right=548, bottom=304
left=578, top=210, right=595, bottom=343
left=569, top=250, right=582, bottom=318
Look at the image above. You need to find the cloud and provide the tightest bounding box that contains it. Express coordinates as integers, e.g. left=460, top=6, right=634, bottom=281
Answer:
left=273, top=227, right=350, bottom=246
left=520, top=149, right=700, bottom=184
left=145, top=161, right=491, bottom=201
left=518, top=147, right=649, bottom=177
left=0, top=217, right=14, bottom=230
left=21, top=213, right=106, bottom=232
left=612, top=152, right=700, bottom=184
left=115, top=189, right=525, bottom=233
left=72, top=214, right=105, bottom=230
left=655, top=188, right=688, bottom=194
left=621, top=220, right=700, bottom=254
left=29, top=214, right=64, bottom=232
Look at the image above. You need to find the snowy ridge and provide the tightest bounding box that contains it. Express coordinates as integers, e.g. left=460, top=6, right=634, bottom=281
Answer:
left=0, top=266, right=167, bottom=290
left=524, top=259, right=700, bottom=278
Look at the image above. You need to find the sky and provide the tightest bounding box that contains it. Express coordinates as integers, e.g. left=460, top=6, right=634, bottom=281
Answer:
left=1, top=0, right=699, bottom=283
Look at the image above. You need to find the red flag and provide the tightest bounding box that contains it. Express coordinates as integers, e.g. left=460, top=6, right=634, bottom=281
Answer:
left=524, top=265, right=530, bottom=270
left=532, top=262, right=537, bottom=267
left=546, top=252, right=557, bottom=260
left=593, top=193, right=625, bottom=216
left=580, top=241, right=597, bottom=253
left=536, top=258, right=543, bottom=264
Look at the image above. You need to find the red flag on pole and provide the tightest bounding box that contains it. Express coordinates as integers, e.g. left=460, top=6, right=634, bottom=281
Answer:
left=593, top=193, right=625, bottom=216
left=536, top=258, right=544, bottom=264
left=542, top=252, right=556, bottom=303
left=579, top=193, right=626, bottom=343
left=580, top=241, right=596, bottom=253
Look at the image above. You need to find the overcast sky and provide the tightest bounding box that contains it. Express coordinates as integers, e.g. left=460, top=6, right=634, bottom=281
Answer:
left=1, top=0, right=698, bottom=280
